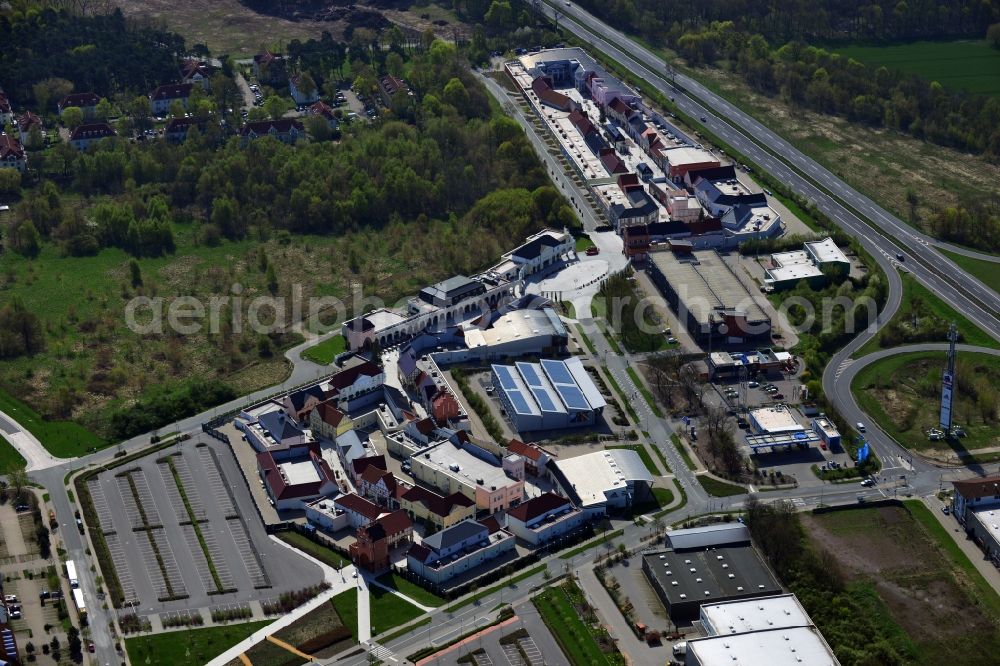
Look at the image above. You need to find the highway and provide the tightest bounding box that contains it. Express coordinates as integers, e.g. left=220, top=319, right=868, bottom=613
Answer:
left=536, top=0, right=1000, bottom=338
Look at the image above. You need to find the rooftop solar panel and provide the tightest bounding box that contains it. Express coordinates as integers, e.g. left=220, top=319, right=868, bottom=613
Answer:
left=517, top=362, right=544, bottom=387
left=531, top=387, right=559, bottom=412
left=556, top=385, right=589, bottom=410
left=507, top=390, right=534, bottom=415
left=495, top=365, right=519, bottom=391
left=541, top=359, right=574, bottom=385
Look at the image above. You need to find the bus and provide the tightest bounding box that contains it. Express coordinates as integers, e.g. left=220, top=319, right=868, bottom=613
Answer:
left=66, top=560, right=79, bottom=589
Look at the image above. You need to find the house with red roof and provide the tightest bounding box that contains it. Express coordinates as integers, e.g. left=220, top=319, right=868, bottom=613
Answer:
left=256, top=446, right=338, bottom=511
left=530, top=76, right=577, bottom=113
left=350, top=509, right=413, bottom=571
left=0, top=91, right=12, bottom=125
left=180, top=58, right=213, bottom=90
left=378, top=75, right=412, bottom=107
left=58, top=92, right=101, bottom=118
left=16, top=111, right=43, bottom=145
left=240, top=118, right=304, bottom=145
left=149, top=83, right=193, bottom=116
left=308, top=101, right=340, bottom=131
left=399, top=485, right=475, bottom=529
left=0, top=135, right=27, bottom=173
left=69, top=123, right=116, bottom=150
left=253, top=49, right=287, bottom=85
left=506, top=439, right=551, bottom=476
left=505, top=492, right=583, bottom=546
left=358, top=465, right=404, bottom=509
left=334, top=492, right=386, bottom=528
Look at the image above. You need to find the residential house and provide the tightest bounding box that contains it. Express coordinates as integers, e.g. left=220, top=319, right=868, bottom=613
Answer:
left=406, top=518, right=515, bottom=585
left=163, top=116, right=209, bottom=143
left=506, top=439, right=551, bottom=476
left=256, top=446, right=338, bottom=511
left=568, top=109, right=606, bottom=155
left=0, top=91, right=12, bottom=125
left=605, top=96, right=633, bottom=125
left=333, top=430, right=373, bottom=475
left=378, top=75, right=411, bottom=107
left=399, top=485, right=475, bottom=529
left=334, top=492, right=386, bottom=528
left=149, top=83, right=193, bottom=117
left=328, top=360, right=385, bottom=405
left=253, top=49, right=287, bottom=85
left=350, top=454, right=387, bottom=484
left=610, top=188, right=659, bottom=229
left=69, top=123, right=116, bottom=150
left=431, top=392, right=461, bottom=424
left=308, top=101, right=340, bottom=131
left=283, top=384, right=330, bottom=423
left=508, top=230, right=574, bottom=277
left=0, top=135, right=26, bottom=173
left=310, top=400, right=354, bottom=441
left=58, top=92, right=100, bottom=118
left=16, top=111, right=42, bottom=145
left=179, top=58, right=213, bottom=90
left=598, top=147, right=627, bottom=176
left=505, top=492, right=585, bottom=546
left=530, top=76, right=577, bottom=113
left=289, top=75, right=320, bottom=105
left=240, top=119, right=304, bottom=145
left=350, top=510, right=413, bottom=571
left=358, top=465, right=403, bottom=508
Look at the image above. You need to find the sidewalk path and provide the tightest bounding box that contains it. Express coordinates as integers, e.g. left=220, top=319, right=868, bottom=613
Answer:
left=0, top=409, right=61, bottom=471
left=357, top=572, right=372, bottom=641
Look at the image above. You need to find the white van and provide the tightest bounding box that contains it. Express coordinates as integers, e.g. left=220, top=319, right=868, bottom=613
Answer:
left=856, top=422, right=866, bottom=432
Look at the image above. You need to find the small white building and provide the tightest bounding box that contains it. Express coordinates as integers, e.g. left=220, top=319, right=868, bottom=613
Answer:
left=305, top=497, right=350, bottom=532
left=406, top=518, right=515, bottom=585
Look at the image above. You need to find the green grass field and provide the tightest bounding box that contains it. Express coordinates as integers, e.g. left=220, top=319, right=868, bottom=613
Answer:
left=834, top=40, right=1000, bottom=97
left=0, top=435, right=26, bottom=471
left=300, top=334, right=347, bottom=365
left=851, top=350, right=1000, bottom=458
left=125, top=620, right=269, bottom=665
left=369, top=585, right=424, bottom=635
left=697, top=475, right=747, bottom=497
left=375, top=572, right=445, bottom=607
left=275, top=531, right=350, bottom=569
left=331, top=589, right=360, bottom=642
left=0, top=389, right=106, bottom=457
left=533, top=582, right=624, bottom=665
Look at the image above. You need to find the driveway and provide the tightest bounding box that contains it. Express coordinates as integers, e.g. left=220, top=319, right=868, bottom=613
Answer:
left=0, top=410, right=60, bottom=471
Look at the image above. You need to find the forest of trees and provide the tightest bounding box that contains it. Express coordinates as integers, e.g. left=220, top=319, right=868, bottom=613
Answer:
left=0, top=7, right=184, bottom=106
left=928, top=203, right=1000, bottom=252
left=575, top=0, right=1000, bottom=45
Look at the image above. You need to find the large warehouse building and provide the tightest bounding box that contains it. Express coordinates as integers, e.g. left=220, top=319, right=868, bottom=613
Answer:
left=548, top=448, right=653, bottom=514
left=687, top=594, right=840, bottom=666
left=642, top=523, right=782, bottom=623
left=647, top=247, right=771, bottom=345
left=492, top=358, right=606, bottom=432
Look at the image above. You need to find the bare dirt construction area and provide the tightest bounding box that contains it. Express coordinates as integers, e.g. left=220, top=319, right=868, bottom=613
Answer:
left=116, top=0, right=338, bottom=57
left=802, top=505, right=1000, bottom=665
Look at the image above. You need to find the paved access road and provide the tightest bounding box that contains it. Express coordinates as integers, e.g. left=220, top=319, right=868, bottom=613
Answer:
left=536, top=0, right=1000, bottom=338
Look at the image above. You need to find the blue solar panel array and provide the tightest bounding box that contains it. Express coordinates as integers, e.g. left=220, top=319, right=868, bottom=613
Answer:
left=540, top=359, right=574, bottom=385
left=556, top=385, right=586, bottom=410
left=494, top=365, right=520, bottom=391
left=532, top=388, right=558, bottom=412
left=518, top=362, right=544, bottom=387
left=507, top=390, right=534, bottom=415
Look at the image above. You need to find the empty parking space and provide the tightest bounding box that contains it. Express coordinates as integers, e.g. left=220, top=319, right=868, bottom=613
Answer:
left=87, top=477, right=116, bottom=535
left=199, top=447, right=238, bottom=518
left=150, top=529, right=187, bottom=598
left=131, top=470, right=163, bottom=527
left=104, top=533, right=138, bottom=605
left=134, top=530, right=170, bottom=600
left=518, top=636, right=543, bottom=665
left=158, top=462, right=191, bottom=524
left=502, top=643, right=522, bottom=665
left=228, top=519, right=270, bottom=589
left=115, top=476, right=145, bottom=531
left=172, top=455, right=207, bottom=520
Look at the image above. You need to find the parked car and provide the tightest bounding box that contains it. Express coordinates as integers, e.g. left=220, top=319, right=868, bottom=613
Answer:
left=747, top=381, right=759, bottom=388
left=667, top=337, right=677, bottom=344
left=4, top=595, right=18, bottom=604
left=771, top=393, right=784, bottom=400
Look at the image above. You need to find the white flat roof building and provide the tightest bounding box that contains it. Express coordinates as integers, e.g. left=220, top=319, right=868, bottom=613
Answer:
left=804, top=237, right=850, bottom=265
left=970, top=506, right=1000, bottom=555
left=686, top=626, right=840, bottom=666
left=700, top=594, right=812, bottom=636
left=463, top=308, right=567, bottom=353
left=549, top=449, right=653, bottom=511
left=279, top=459, right=322, bottom=485
left=749, top=406, right=804, bottom=434
left=664, top=145, right=717, bottom=168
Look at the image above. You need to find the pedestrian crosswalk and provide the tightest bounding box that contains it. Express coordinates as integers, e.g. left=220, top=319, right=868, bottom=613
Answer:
left=369, top=643, right=396, bottom=662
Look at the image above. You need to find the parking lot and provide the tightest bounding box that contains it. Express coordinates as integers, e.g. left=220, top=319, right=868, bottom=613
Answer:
left=86, top=435, right=324, bottom=615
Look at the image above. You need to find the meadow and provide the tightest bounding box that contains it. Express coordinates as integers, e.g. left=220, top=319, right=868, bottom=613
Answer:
left=834, top=40, right=1000, bottom=97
